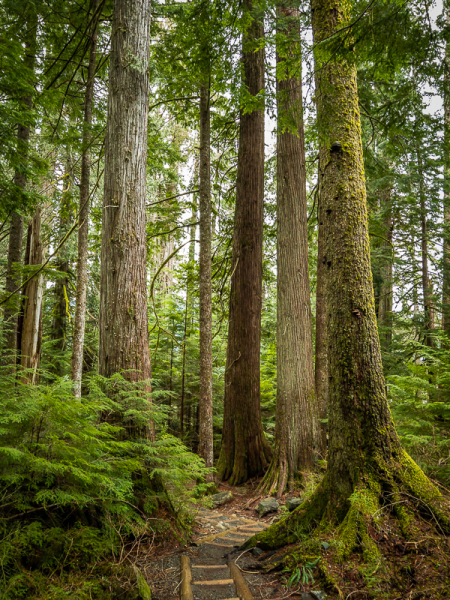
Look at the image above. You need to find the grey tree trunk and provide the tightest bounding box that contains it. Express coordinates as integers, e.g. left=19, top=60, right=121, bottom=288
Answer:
left=443, top=0, right=450, bottom=334
left=198, top=85, right=214, bottom=479
left=377, top=187, right=393, bottom=349
left=20, top=209, right=45, bottom=384
left=71, top=0, right=99, bottom=397
left=217, top=0, right=271, bottom=485
left=98, top=0, right=152, bottom=414
left=259, top=5, right=317, bottom=497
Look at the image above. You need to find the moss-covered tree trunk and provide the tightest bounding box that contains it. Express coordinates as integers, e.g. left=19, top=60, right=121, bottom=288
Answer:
left=217, top=0, right=271, bottom=484
left=443, top=0, right=450, bottom=335
left=246, top=0, right=449, bottom=558
left=315, top=184, right=328, bottom=452
left=98, top=0, right=152, bottom=403
left=259, top=4, right=317, bottom=497
left=377, top=187, right=393, bottom=349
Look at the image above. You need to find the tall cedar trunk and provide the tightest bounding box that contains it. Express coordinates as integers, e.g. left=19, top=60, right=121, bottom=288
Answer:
left=71, top=0, right=99, bottom=397
left=217, top=0, right=271, bottom=484
left=443, top=0, right=450, bottom=334
left=20, top=209, right=45, bottom=384
left=98, top=0, right=152, bottom=408
left=247, top=0, right=450, bottom=555
left=3, top=8, right=37, bottom=365
left=259, top=5, right=316, bottom=497
left=377, top=187, right=393, bottom=349
left=315, top=184, right=328, bottom=452
left=198, top=85, right=214, bottom=478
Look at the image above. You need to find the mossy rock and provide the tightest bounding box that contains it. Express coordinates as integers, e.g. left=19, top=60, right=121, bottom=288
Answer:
left=132, top=565, right=152, bottom=599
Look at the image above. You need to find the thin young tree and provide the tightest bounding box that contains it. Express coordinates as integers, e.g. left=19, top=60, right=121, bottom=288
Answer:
left=259, top=4, right=317, bottom=496
left=217, top=0, right=271, bottom=484
left=98, top=0, right=152, bottom=412
left=246, top=0, right=450, bottom=554
left=71, top=0, right=99, bottom=397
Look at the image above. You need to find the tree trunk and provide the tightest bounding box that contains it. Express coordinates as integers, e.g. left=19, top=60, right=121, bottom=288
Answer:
left=98, top=0, right=152, bottom=415
left=217, top=0, right=271, bottom=485
left=377, top=187, right=393, bottom=349
left=259, top=5, right=317, bottom=497
left=246, top=0, right=450, bottom=557
left=198, top=85, right=214, bottom=479
left=3, top=7, right=37, bottom=366
left=72, top=0, right=99, bottom=397
left=20, top=209, right=45, bottom=384
left=315, top=181, right=328, bottom=453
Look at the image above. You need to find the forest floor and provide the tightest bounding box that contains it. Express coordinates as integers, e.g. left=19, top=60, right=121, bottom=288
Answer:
left=135, top=480, right=450, bottom=600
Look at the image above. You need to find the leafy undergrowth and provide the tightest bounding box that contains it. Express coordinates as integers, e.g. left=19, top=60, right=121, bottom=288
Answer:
left=252, top=497, right=450, bottom=599
left=0, top=370, right=211, bottom=599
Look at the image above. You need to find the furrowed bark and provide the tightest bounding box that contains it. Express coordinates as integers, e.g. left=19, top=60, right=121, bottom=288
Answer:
left=217, top=0, right=271, bottom=485
left=259, top=4, right=317, bottom=497
left=443, top=0, right=450, bottom=334
left=72, top=0, right=99, bottom=397
left=198, top=84, right=214, bottom=479
left=99, top=0, right=152, bottom=432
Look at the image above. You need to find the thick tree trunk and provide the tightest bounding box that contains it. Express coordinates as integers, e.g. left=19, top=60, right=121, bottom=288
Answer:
left=98, top=0, right=152, bottom=404
left=246, top=0, right=449, bottom=557
left=20, top=209, right=45, bottom=384
left=3, top=7, right=37, bottom=366
left=217, top=0, right=271, bottom=485
left=198, top=85, right=214, bottom=478
left=259, top=5, right=317, bottom=497
left=71, top=0, right=99, bottom=397
left=315, top=186, right=328, bottom=452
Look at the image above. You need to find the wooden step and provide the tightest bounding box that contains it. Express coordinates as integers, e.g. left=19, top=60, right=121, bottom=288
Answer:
left=192, top=564, right=228, bottom=570
left=193, top=579, right=234, bottom=586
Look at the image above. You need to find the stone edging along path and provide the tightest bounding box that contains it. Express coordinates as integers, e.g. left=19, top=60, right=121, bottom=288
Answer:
left=179, top=506, right=267, bottom=600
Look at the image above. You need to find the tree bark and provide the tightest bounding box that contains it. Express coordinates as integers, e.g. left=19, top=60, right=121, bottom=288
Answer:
left=3, top=7, right=37, bottom=366
left=198, top=85, right=214, bottom=478
left=217, top=0, right=271, bottom=485
left=315, top=183, right=328, bottom=453
left=98, top=0, right=152, bottom=409
left=259, top=5, right=317, bottom=497
left=20, top=209, right=45, bottom=384
left=246, top=0, right=450, bottom=556
left=71, top=0, right=99, bottom=397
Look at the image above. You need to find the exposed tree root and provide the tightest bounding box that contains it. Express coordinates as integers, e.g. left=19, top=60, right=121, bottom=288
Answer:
left=245, top=451, right=450, bottom=559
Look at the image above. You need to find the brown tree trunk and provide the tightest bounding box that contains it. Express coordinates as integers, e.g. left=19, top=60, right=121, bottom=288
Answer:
left=259, top=5, right=317, bottom=497
left=3, top=7, right=37, bottom=366
left=315, top=183, right=328, bottom=453
left=72, top=0, right=99, bottom=397
left=198, top=85, right=214, bottom=479
left=20, top=209, right=45, bottom=384
left=98, top=0, right=152, bottom=417
left=217, top=0, right=271, bottom=485
left=248, top=0, right=450, bottom=556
